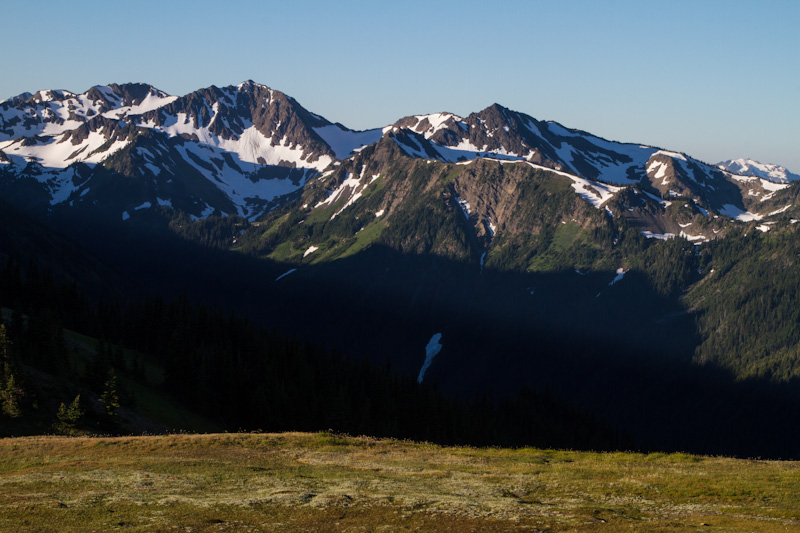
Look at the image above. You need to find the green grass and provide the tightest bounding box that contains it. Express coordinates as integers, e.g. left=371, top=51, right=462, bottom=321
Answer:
left=337, top=219, right=387, bottom=259
left=304, top=219, right=387, bottom=264
left=443, top=165, right=465, bottom=184
left=361, top=174, right=385, bottom=196
left=257, top=212, right=290, bottom=240
left=1, top=432, right=798, bottom=531
left=268, top=240, right=303, bottom=262
left=305, top=203, right=337, bottom=225
left=551, top=221, right=582, bottom=252
left=527, top=222, right=586, bottom=272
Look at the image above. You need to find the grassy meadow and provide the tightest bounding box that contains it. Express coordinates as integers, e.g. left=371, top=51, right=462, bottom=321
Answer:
left=1, top=432, right=799, bottom=531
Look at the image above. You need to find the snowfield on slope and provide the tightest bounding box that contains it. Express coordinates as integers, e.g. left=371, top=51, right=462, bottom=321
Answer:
left=313, top=125, right=383, bottom=160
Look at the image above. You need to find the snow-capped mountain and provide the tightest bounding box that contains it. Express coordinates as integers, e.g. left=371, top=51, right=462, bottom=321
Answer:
left=0, top=83, right=177, bottom=140
left=1, top=81, right=796, bottom=233
left=0, top=81, right=380, bottom=219
left=381, top=104, right=796, bottom=219
left=717, top=158, right=799, bottom=184
left=299, top=103, right=796, bottom=251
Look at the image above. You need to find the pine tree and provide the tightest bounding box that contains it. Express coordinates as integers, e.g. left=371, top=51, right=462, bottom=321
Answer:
left=99, top=370, right=120, bottom=417
left=55, top=394, right=84, bottom=433
left=0, top=325, right=23, bottom=418
left=1, top=369, right=22, bottom=418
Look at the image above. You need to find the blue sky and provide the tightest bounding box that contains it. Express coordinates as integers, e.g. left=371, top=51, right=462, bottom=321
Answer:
left=2, top=0, right=798, bottom=170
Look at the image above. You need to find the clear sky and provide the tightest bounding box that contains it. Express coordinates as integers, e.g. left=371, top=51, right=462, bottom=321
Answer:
left=2, top=0, right=798, bottom=170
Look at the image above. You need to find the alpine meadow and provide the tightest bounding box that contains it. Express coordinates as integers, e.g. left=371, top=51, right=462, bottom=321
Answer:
left=2, top=76, right=800, bottom=530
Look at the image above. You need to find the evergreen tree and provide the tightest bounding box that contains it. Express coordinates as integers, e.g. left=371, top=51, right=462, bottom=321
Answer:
left=0, top=325, right=23, bottom=418
left=1, top=369, right=23, bottom=418
left=55, top=394, right=84, bottom=433
left=99, top=370, right=120, bottom=417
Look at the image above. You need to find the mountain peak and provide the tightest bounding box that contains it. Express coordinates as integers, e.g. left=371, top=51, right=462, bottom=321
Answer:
left=478, top=102, right=511, bottom=118
left=31, top=89, right=75, bottom=103
left=235, top=80, right=271, bottom=93
left=717, top=158, right=799, bottom=184
left=2, top=79, right=797, bottom=227
left=485, top=102, right=508, bottom=112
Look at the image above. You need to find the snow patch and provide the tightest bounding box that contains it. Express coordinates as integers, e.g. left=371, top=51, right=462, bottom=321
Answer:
left=608, top=268, right=627, bottom=286
left=501, top=160, right=622, bottom=209
left=275, top=269, right=297, bottom=281
left=641, top=231, right=676, bottom=240
left=767, top=205, right=791, bottom=216
left=101, top=92, right=178, bottom=120
left=567, top=175, right=620, bottom=208
left=417, top=333, right=443, bottom=383
left=455, top=196, right=471, bottom=218
left=486, top=217, right=497, bottom=237
left=679, top=231, right=708, bottom=242
left=641, top=190, right=672, bottom=208
left=313, top=125, right=382, bottom=160
left=411, top=113, right=462, bottom=138
left=647, top=160, right=669, bottom=183
left=718, top=158, right=800, bottom=184
left=653, top=150, right=687, bottom=161
left=719, top=204, right=763, bottom=222
left=315, top=171, right=379, bottom=219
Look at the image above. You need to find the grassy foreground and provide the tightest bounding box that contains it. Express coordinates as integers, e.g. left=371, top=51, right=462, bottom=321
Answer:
left=1, top=433, right=799, bottom=532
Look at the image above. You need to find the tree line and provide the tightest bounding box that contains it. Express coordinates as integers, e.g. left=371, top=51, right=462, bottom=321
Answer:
left=0, top=255, right=623, bottom=450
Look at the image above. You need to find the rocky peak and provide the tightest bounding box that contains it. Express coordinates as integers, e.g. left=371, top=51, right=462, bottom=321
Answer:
left=31, top=89, right=75, bottom=104
left=1, top=92, right=34, bottom=106
left=107, top=83, right=162, bottom=107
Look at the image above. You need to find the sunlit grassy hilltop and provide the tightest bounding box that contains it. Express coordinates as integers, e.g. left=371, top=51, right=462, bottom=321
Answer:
left=1, top=432, right=799, bottom=531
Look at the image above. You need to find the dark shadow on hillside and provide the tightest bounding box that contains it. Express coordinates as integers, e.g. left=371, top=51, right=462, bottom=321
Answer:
left=13, top=213, right=800, bottom=459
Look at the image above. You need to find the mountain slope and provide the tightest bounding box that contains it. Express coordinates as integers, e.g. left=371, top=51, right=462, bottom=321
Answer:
left=3, top=81, right=797, bottom=230
left=4, top=80, right=800, bottom=458
left=383, top=104, right=797, bottom=234
left=718, top=158, right=800, bottom=184
left=0, top=82, right=381, bottom=220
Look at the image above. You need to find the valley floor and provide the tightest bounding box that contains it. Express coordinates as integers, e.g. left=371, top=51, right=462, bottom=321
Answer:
left=1, top=432, right=799, bottom=532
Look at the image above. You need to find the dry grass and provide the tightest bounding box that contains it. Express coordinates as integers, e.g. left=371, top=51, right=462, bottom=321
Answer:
left=1, top=432, right=799, bottom=531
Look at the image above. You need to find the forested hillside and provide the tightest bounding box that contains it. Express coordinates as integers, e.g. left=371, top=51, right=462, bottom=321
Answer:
left=0, top=253, right=622, bottom=451
left=3, top=81, right=800, bottom=459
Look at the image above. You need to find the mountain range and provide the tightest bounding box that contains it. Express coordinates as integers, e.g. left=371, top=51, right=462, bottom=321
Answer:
left=3, top=80, right=800, bottom=458
left=2, top=81, right=797, bottom=236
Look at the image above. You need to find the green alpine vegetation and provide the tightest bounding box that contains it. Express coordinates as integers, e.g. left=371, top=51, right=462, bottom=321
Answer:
left=1, top=432, right=799, bottom=532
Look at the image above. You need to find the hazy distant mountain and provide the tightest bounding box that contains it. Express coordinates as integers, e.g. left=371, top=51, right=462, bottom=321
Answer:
left=717, top=158, right=799, bottom=184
